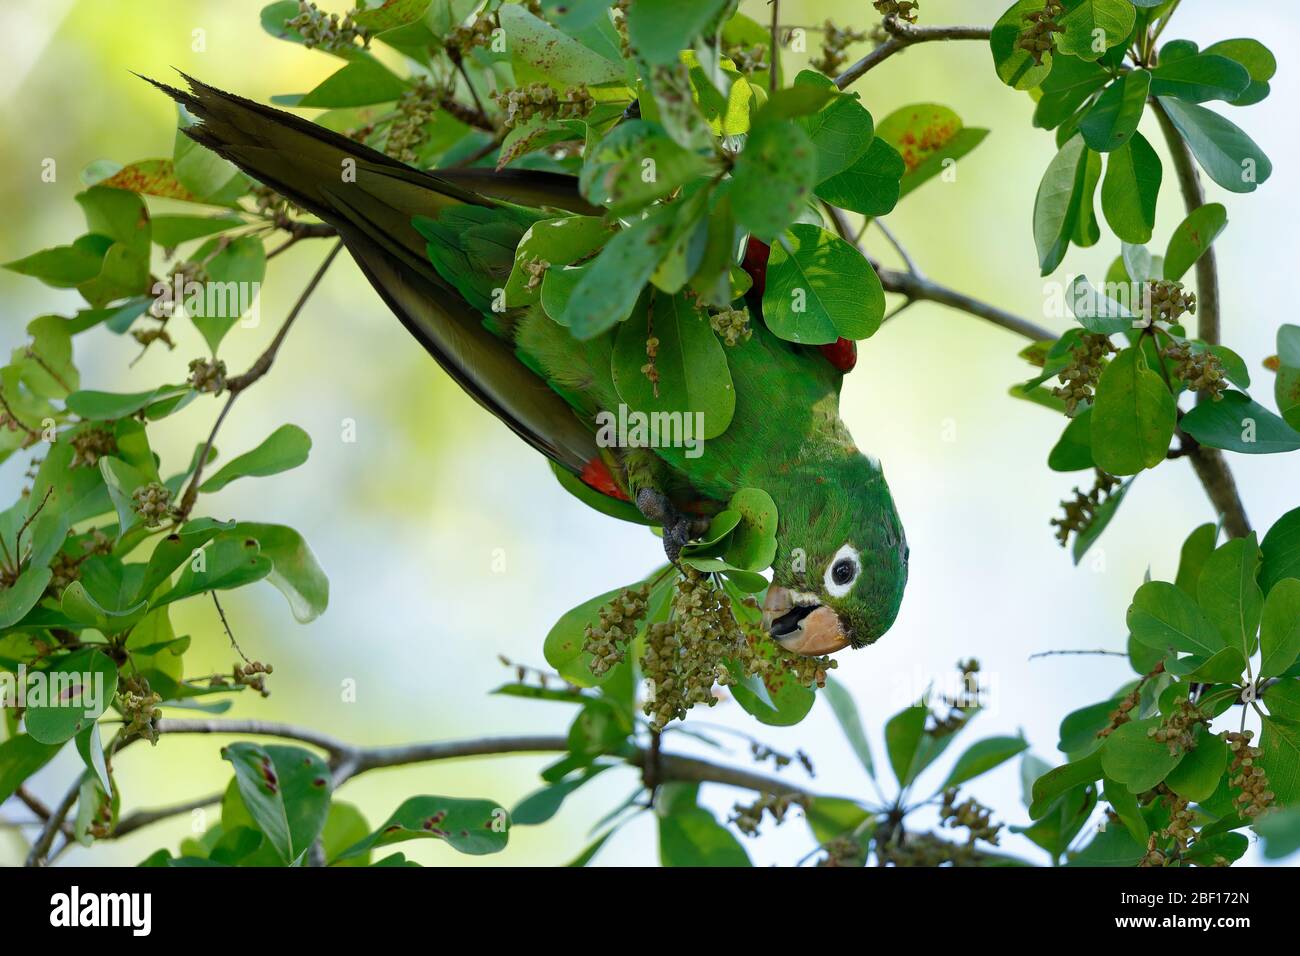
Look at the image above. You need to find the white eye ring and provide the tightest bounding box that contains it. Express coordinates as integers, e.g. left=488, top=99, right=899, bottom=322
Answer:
left=824, top=544, right=861, bottom=598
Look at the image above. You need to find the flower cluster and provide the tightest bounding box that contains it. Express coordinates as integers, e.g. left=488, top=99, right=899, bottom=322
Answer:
left=1225, top=730, right=1274, bottom=818
left=1162, top=341, right=1227, bottom=401
left=71, top=427, right=117, bottom=469
left=709, top=307, right=753, bottom=347
left=1148, top=697, right=1208, bottom=757
left=188, top=357, right=227, bottom=395
left=131, top=482, right=173, bottom=528
left=940, top=789, right=1002, bottom=845
left=120, top=675, right=163, bottom=744
left=386, top=79, right=439, bottom=165
left=285, top=1, right=369, bottom=52
left=811, top=20, right=869, bottom=76
left=1017, top=1, right=1065, bottom=66
left=730, top=792, right=809, bottom=837
left=873, top=1, right=920, bottom=23
left=1051, top=469, right=1119, bottom=548
left=1144, top=279, right=1197, bottom=325
left=1053, top=332, right=1115, bottom=416
left=581, top=583, right=650, bottom=677
left=493, top=83, right=595, bottom=132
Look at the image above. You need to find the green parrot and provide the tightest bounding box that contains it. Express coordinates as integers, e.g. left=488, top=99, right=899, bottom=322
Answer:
left=150, top=76, right=908, bottom=656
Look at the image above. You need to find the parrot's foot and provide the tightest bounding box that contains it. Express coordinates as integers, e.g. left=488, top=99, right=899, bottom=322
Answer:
left=636, top=487, right=695, bottom=565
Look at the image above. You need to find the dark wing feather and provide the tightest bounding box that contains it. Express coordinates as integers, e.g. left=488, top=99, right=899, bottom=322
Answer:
left=145, top=74, right=600, bottom=473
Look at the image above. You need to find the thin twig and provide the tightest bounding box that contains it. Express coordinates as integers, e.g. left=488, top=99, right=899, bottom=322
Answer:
left=835, top=17, right=992, bottom=89
left=1151, top=98, right=1250, bottom=538
left=211, top=592, right=250, bottom=664
left=874, top=219, right=923, bottom=278
left=176, top=241, right=343, bottom=520
left=769, top=0, right=780, bottom=94
left=1028, top=649, right=1127, bottom=660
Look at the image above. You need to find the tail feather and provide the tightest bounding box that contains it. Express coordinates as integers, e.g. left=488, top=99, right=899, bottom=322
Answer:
left=147, top=74, right=600, bottom=474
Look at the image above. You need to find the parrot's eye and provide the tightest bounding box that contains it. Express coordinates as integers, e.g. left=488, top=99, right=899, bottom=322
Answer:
left=823, top=544, right=861, bottom=598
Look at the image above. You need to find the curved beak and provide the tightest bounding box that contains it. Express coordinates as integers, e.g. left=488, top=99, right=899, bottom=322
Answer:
left=762, top=585, right=851, bottom=656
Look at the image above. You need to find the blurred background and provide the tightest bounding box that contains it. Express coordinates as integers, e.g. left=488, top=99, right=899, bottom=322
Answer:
left=0, top=0, right=1295, bottom=866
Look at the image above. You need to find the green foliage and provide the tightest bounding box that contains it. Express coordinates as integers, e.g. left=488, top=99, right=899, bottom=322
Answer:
left=1, top=0, right=1296, bottom=871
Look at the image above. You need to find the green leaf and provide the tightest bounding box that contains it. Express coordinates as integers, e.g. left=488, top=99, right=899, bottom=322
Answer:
left=499, top=4, right=623, bottom=86
left=297, top=60, right=408, bottom=108
left=24, top=648, right=119, bottom=745
left=658, top=806, right=750, bottom=866
left=349, top=0, right=432, bottom=33
left=1071, top=476, right=1132, bottom=565
left=1181, top=390, right=1300, bottom=454
left=1059, top=696, right=1124, bottom=754
left=1175, top=522, right=1218, bottom=597
left=1079, top=70, right=1149, bottom=152
left=1029, top=749, right=1103, bottom=819
left=0, top=734, right=62, bottom=803
left=154, top=535, right=274, bottom=607
left=941, top=736, right=1028, bottom=790
left=804, top=796, right=873, bottom=848
left=341, top=794, right=509, bottom=858
left=1066, top=274, right=1137, bottom=334
left=563, top=207, right=674, bottom=339
left=1275, top=324, right=1300, bottom=431
left=1100, top=718, right=1184, bottom=792
left=188, top=236, right=267, bottom=353
left=1260, top=579, right=1300, bottom=679
left=731, top=119, right=816, bottom=241
left=512, top=765, right=611, bottom=825
left=884, top=703, right=928, bottom=786
left=1127, top=580, right=1226, bottom=657
left=543, top=576, right=667, bottom=686
left=814, top=137, right=904, bottom=216
left=610, top=292, right=735, bottom=440
left=991, top=0, right=1055, bottom=89
left=65, top=384, right=193, bottom=421
left=1101, top=131, right=1163, bottom=244
left=761, top=224, right=884, bottom=345
left=1259, top=715, right=1300, bottom=806
left=0, top=564, right=54, bottom=629
left=626, top=0, right=730, bottom=66
left=1033, top=55, right=1110, bottom=130
left=1089, top=347, right=1177, bottom=475
left=1034, top=135, right=1089, bottom=274
left=199, top=424, right=311, bottom=493
left=792, top=72, right=874, bottom=183
left=1066, top=824, right=1146, bottom=867
left=723, top=487, right=778, bottom=572
left=1163, top=203, right=1228, bottom=281
left=1156, top=96, right=1272, bottom=194
left=1164, top=727, right=1230, bottom=802
left=579, top=121, right=712, bottom=215
left=822, top=675, right=875, bottom=779
left=1197, top=534, right=1263, bottom=659
left=1262, top=507, right=1300, bottom=596
left=1256, top=807, right=1300, bottom=860
left=503, top=215, right=612, bottom=309
left=1202, top=38, right=1276, bottom=106
left=222, top=743, right=332, bottom=864
left=173, top=133, right=242, bottom=202
left=1056, top=0, right=1136, bottom=61
left=876, top=104, right=988, bottom=198
left=1103, top=775, right=1148, bottom=844
left=60, top=578, right=148, bottom=632
left=232, top=523, right=330, bottom=623
left=3, top=239, right=108, bottom=288
left=1048, top=406, right=1095, bottom=471
left=1148, top=54, right=1251, bottom=104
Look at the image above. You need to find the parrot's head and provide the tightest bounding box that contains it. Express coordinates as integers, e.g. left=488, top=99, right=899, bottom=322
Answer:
left=761, top=454, right=907, bottom=656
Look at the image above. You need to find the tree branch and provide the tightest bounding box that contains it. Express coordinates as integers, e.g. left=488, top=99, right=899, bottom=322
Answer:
left=149, top=719, right=820, bottom=805
left=835, top=17, right=992, bottom=89
left=1151, top=98, right=1251, bottom=538
left=176, top=240, right=344, bottom=521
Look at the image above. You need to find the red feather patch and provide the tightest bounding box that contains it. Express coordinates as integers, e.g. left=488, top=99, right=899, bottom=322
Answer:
left=580, top=458, right=630, bottom=502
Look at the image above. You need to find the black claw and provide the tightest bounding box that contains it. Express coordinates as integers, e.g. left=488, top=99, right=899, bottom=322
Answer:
left=636, top=487, right=692, bottom=565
